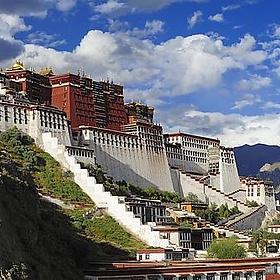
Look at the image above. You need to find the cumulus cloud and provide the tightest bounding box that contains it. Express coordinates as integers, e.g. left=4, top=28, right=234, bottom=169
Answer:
left=94, top=0, right=128, bottom=17
left=158, top=106, right=280, bottom=147
left=2, top=31, right=267, bottom=98
left=0, top=14, right=31, bottom=38
left=56, top=0, right=77, bottom=12
left=187, top=10, right=203, bottom=29
left=0, top=0, right=77, bottom=17
left=0, top=38, right=24, bottom=62
left=261, top=101, right=280, bottom=110
left=0, top=14, right=27, bottom=62
left=27, top=31, right=66, bottom=48
left=209, top=13, right=224, bottom=22
left=222, top=4, right=241, bottom=11
left=226, top=34, right=266, bottom=65
left=127, top=20, right=164, bottom=38
left=237, top=74, right=271, bottom=90
left=231, top=93, right=261, bottom=110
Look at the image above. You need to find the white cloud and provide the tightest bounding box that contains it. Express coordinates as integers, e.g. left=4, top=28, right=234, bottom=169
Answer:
left=209, top=13, right=224, bottom=23
left=273, top=25, right=280, bottom=37
left=231, top=93, right=261, bottom=110
left=237, top=74, right=271, bottom=90
left=158, top=107, right=280, bottom=147
left=27, top=31, right=66, bottom=48
left=94, top=0, right=127, bottom=16
left=0, top=14, right=31, bottom=39
left=222, top=4, right=241, bottom=11
left=0, top=0, right=77, bottom=17
left=187, top=10, right=203, bottom=29
left=2, top=31, right=267, bottom=98
left=127, top=20, right=164, bottom=38
left=56, top=0, right=77, bottom=12
left=125, top=0, right=208, bottom=12
left=261, top=101, right=280, bottom=110
left=226, top=34, right=266, bottom=65
left=0, top=14, right=27, bottom=61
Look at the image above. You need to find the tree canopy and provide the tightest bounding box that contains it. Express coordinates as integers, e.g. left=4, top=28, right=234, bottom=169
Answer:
left=207, top=237, right=246, bottom=259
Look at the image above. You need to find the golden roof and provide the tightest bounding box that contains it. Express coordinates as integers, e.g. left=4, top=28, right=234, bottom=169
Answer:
left=40, top=67, right=54, bottom=76
left=7, top=60, right=26, bottom=71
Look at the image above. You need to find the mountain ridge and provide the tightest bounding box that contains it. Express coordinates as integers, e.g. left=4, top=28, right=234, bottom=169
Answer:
left=234, top=143, right=280, bottom=189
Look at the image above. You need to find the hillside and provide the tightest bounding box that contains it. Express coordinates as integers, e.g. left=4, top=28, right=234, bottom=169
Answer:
left=234, top=144, right=280, bottom=190
left=0, top=127, right=145, bottom=279
left=234, top=144, right=280, bottom=176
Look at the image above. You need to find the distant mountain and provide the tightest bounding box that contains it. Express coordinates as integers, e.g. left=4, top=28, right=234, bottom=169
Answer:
left=234, top=144, right=280, bottom=190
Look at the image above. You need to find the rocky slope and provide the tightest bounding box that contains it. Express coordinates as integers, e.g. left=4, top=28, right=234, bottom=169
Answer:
left=0, top=128, right=145, bottom=279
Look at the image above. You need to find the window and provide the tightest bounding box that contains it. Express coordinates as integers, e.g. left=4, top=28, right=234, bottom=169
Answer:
left=232, top=273, right=240, bottom=280
left=220, top=273, right=228, bottom=280
left=256, top=272, right=263, bottom=280
left=207, top=274, right=215, bottom=280
left=245, top=273, right=252, bottom=280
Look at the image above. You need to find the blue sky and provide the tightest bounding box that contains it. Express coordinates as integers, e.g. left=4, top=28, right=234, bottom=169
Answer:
left=1, top=0, right=280, bottom=147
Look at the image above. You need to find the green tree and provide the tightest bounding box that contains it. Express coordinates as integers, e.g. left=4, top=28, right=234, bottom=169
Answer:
left=185, top=192, right=202, bottom=203
left=206, top=202, right=219, bottom=224
left=230, top=205, right=240, bottom=215
left=248, top=229, right=267, bottom=257
left=207, top=237, right=246, bottom=259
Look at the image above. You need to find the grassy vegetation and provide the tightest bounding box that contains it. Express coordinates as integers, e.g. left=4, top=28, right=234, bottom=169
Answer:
left=0, top=127, right=146, bottom=279
left=68, top=210, right=147, bottom=259
left=82, top=162, right=184, bottom=203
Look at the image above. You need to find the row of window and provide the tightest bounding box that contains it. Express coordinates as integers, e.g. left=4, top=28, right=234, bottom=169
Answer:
left=169, top=136, right=218, bottom=145
left=167, top=152, right=208, bottom=163
left=67, top=148, right=94, bottom=158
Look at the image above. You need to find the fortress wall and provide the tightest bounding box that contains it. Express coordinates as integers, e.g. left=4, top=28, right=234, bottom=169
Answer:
left=219, top=162, right=241, bottom=194
left=204, top=186, right=248, bottom=212
left=265, top=195, right=277, bottom=212
left=219, top=149, right=241, bottom=194
left=167, top=157, right=206, bottom=174
left=41, top=132, right=171, bottom=248
left=170, top=169, right=207, bottom=202
left=81, top=128, right=174, bottom=192
left=0, top=101, right=71, bottom=146
left=209, top=173, right=221, bottom=191
left=170, top=169, right=184, bottom=197
left=226, top=205, right=267, bottom=230
left=172, top=169, right=249, bottom=212
left=229, top=189, right=246, bottom=202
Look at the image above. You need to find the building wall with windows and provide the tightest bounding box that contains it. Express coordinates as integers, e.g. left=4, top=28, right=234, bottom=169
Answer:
left=78, top=125, right=174, bottom=192
left=241, top=177, right=276, bottom=212
left=5, top=62, right=51, bottom=105
left=164, top=132, right=220, bottom=175
left=125, top=197, right=167, bottom=224
left=50, top=74, right=127, bottom=131
left=0, top=94, right=71, bottom=147
left=136, top=248, right=190, bottom=262
left=84, top=257, right=279, bottom=280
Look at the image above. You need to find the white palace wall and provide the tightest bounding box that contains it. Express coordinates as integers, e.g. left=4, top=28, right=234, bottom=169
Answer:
left=218, top=147, right=241, bottom=194
left=79, top=128, right=175, bottom=192
left=41, top=132, right=171, bottom=248
left=0, top=97, right=71, bottom=146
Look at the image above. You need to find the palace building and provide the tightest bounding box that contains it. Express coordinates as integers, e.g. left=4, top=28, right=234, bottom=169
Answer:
left=5, top=61, right=52, bottom=105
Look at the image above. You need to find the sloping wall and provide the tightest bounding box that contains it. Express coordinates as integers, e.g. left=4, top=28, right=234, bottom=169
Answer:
left=41, top=132, right=171, bottom=248
left=80, top=128, right=175, bottom=192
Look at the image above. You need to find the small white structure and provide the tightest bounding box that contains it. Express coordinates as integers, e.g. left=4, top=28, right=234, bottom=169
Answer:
left=136, top=247, right=191, bottom=262
left=241, top=177, right=276, bottom=212
left=268, top=225, right=280, bottom=234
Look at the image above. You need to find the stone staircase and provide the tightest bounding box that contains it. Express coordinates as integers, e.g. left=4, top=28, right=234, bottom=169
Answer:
left=41, top=132, right=171, bottom=248
left=177, top=169, right=250, bottom=213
